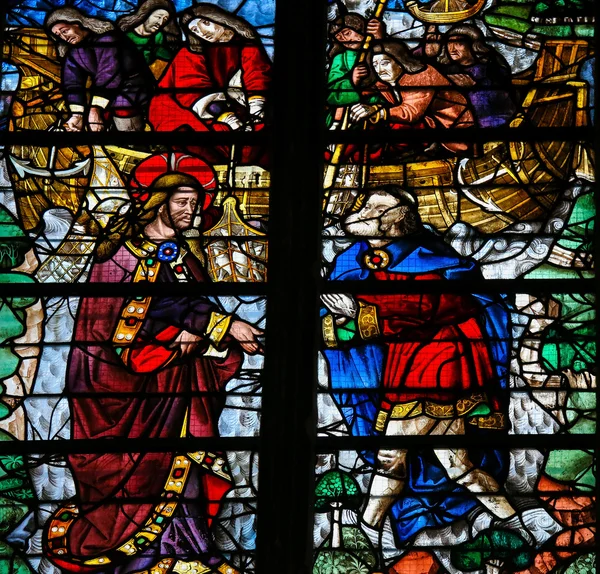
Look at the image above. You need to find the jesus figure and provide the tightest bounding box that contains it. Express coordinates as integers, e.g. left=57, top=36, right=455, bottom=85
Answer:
left=44, top=153, right=262, bottom=574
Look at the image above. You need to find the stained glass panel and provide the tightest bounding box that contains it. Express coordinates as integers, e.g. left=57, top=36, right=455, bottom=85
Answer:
left=324, top=0, right=593, bottom=134
left=314, top=449, right=595, bottom=573
left=319, top=291, right=595, bottom=437
left=0, top=0, right=271, bottom=571
left=4, top=0, right=273, bottom=134
left=318, top=0, right=596, bottom=572
left=0, top=148, right=269, bottom=284
left=0, top=449, right=258, bottom=573
left=322, top=164, right=594, bottom=278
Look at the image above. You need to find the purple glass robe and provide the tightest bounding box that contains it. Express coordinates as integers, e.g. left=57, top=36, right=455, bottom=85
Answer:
left=50, top=242, right=242, bottom=572
left=62, top=32, right=152, bottom=112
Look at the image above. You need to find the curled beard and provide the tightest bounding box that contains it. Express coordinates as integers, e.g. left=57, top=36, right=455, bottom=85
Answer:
left=344, top=215, right=381, bottom=237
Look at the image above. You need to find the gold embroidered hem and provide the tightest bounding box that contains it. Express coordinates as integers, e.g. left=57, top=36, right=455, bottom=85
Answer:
left=133, top=557, right=240, bottom=574
left=125, top=239, right=160, bottom=259
left=322, top=313, right=338, bottom=348
left=468, top=412, right=507, bottom=430
left=357, top=302, right=380, bottom=340
left=375, top=393, right=497, bottom=432
left=113, top=241, right=161, bottom=347
left=113, top=295, right=155, bottom=345
left=45, top=452, right=232, bottom=568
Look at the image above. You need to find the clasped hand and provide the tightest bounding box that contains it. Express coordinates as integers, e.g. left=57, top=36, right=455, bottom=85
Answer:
left=321, top=293, right=358, bottom=324
left=64, top=108, right=105, bottom=132
left=350, top=103, right=378, bottom=123
left=173, top=320, right=264, bottom=357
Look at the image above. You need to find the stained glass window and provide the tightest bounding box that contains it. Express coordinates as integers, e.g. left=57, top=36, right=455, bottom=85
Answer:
left=0, top=0, right=597, bottom=573
left=0, top=1, right=271, bottom=571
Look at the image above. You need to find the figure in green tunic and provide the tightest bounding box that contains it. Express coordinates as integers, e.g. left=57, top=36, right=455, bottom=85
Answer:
left=326, top=13, right=385, bottom=128
left=117, top=0, right=180, bottom=79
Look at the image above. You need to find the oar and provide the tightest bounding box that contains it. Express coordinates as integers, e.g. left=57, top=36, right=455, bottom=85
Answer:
left=323, top=0, right=389, bottom=202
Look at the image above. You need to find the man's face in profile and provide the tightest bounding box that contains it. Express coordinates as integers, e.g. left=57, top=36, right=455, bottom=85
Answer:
left=334, top=27, right=364, bottom=50
left=344, top=191, right=404, bottom=238
left=51, top=22, right=88, bottom=44
left=161, top=188, right=199, bottom=231
left=189, top=17, right=234, bottom=43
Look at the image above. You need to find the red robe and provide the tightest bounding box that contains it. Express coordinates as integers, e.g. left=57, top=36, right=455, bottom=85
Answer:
left=359, top=271, right=502, bottom=418
left=149, top=43, right=271, bottom=165
left=54, top=242, right=242, bottom=563
left=374, top=66, right=475, bottom=154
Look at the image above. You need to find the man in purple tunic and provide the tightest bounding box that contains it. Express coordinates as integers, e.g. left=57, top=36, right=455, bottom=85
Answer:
left=438, top=24, right=517, bottom=128
left=43, top=153, right=262, bottom=574
left=45, top=7, right=153, bottom=132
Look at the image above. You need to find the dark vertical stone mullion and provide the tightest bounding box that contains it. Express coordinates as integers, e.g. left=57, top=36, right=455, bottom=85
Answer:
left=257, top=0, right=326, bottom=572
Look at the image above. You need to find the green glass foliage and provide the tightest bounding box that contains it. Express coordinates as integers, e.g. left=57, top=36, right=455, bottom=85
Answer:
left=450, top=529, right=533, bottom=571
left=564, top=389, right=596, bottom=434
left=0, top=543, right=33, bottom=574
left=558, top=193, right=595, bottom=256
left=315, top=471, right=361, bottom=512
left=541, top=293, right=595, bottom=374
left=0, top=207, right=31, bottom=271
left=0, top=206, right=36, bottom=573
left=558, top=553, right=596, bottom=573
left=528, top=192, right=595, bottom=279
left=313, top=527, right=376, bottom=574
left=544, top=450, right=595, bottom=490
left=0, top=432, right=35, bottom=574
left=0, top=432, right=34, bottom=502
left=0, top=206, right=38, bottom=421
left=313, top=551, right=370, bottom=574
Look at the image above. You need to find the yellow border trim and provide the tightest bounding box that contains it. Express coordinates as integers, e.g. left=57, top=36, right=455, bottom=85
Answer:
left=206, top=312, right=232, bottom=346
left=357, top=302, right=380, bottom=340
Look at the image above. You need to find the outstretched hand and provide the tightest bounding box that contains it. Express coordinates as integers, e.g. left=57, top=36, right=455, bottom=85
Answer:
left=448, top=73, right=476, bottom=87
left=229, top=320, right=264, bottom=354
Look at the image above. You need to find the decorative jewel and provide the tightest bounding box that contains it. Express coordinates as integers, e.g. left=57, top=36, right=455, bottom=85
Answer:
left=157, top=242, right=179, bottom=262
left=364, top=249, right=390, bottom=270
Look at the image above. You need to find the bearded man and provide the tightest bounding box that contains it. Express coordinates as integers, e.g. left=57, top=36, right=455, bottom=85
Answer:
left=321, top=186, right=552, bottom=557
left=326, top=13, right=384, bottom=128
left=43, top=153, right=262, bottom=574
left=117, top=0, right=180, bottom=78
left=149, top=3, right=271, bottom=165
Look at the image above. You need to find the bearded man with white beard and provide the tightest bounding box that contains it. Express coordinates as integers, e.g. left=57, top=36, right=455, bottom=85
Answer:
left=321, top=186, right=556, bottom=560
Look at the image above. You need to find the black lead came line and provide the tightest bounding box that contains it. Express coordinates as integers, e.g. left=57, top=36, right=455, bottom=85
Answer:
left=0, top=125, right=593, bottom=145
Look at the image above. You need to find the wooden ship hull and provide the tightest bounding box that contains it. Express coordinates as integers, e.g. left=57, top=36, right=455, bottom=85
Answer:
left=406, top=0, right=488, bottom=24
left=2, top=29, right=595, bottom=243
